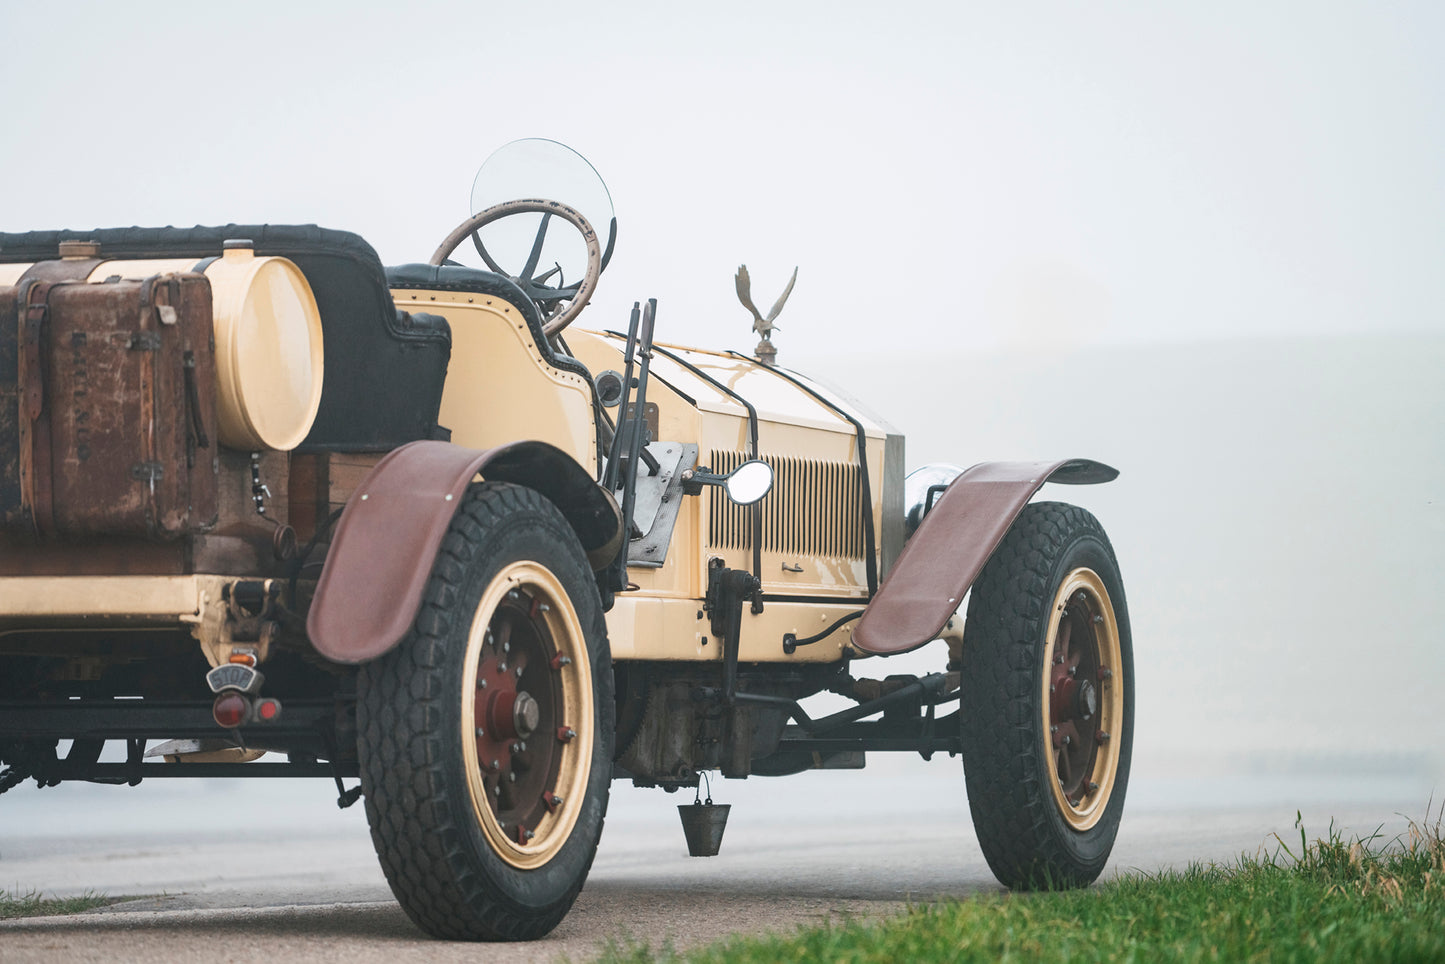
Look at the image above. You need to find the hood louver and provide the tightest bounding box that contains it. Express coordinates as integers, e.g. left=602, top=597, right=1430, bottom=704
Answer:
left=708, top=451, right=864, bottom=558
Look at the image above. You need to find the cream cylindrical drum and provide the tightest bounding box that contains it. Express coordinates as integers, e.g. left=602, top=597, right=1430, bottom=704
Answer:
left=87, top=246, right=325, bottom=451
left=0, top=262, right=33, bottom=286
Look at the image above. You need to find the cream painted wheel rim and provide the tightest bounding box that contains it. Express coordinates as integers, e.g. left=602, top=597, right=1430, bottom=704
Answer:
left=460, top=562, right=594, bottom=869
left=1041, top=568, right=1124, bottom=831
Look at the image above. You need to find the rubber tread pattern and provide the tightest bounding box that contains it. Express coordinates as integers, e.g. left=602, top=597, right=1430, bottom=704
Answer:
left=356, top=482, right=612, bottom=940
left=959, top=501, right=1133, bottom=890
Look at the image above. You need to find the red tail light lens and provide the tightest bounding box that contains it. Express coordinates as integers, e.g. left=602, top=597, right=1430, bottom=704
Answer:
left=212, top=691, right=251, bottom=728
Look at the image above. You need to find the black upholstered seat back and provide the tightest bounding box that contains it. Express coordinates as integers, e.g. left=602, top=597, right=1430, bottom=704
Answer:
left=384, top=263, right=591, bottom=382
left=0, top=225, right=452, bottom=453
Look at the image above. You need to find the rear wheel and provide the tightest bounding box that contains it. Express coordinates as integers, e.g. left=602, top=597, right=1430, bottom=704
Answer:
left=357, top=482, right=613, bottom=940
left=960, top=502, right=1133, bottom=889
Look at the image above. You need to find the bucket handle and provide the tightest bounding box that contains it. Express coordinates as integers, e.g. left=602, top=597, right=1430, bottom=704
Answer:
left=693, top=770, right=714, bottom=807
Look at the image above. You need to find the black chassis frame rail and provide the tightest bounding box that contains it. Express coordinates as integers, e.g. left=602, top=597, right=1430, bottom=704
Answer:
left=0, top=697, right=358, bottom=782
left=770, top=713, right=961, bottom=757
left=701, top=670, right=964, bottom=761
left=2, top=677, right=965, bottom=786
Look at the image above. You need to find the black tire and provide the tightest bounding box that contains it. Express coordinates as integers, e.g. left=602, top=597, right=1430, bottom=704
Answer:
left=357, top=481, right=613, bottom=940
left=960, top=501, right=1133, bottom=889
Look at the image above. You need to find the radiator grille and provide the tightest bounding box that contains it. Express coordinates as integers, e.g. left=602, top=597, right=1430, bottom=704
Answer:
left=708, top=451, right=864, bottom=558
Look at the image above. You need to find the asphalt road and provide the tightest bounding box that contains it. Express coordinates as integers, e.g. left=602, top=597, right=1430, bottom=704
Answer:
left=0, top=761, right=1431, bottom=962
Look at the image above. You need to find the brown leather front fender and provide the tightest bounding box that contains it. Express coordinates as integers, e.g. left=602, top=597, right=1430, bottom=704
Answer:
left=306, top=439, right=620, bottom=664
left=852, top=458, right=1117, bottom=656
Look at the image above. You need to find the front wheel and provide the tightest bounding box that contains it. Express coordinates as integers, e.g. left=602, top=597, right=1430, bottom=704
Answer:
left=357, top=482, right=613, bottom=940
left=960, top=502, right=1133, bottom=889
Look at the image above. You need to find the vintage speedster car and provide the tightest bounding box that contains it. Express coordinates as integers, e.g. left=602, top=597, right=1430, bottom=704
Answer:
left=0, top=140, right=1133, bottom=940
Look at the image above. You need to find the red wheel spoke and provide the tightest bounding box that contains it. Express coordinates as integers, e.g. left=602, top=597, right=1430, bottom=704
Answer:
left=498, top=777, right=516, bottom=811
left=1054, top=720, right=1090, bottom=795
left=1062, top=616, right=1089, bottom=675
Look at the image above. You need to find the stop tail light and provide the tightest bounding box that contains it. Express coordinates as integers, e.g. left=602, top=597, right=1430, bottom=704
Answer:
left=212, top=691, right=251, bottom=728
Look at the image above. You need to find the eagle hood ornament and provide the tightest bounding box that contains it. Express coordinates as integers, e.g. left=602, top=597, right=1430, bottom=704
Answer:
left=735, top=264, right=797, bottom=367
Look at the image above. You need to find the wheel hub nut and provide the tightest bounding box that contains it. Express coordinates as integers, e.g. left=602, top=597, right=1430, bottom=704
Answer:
left=1076, top=679, right=1097, bottom=720
left=513, top=692, right=540, bottom=738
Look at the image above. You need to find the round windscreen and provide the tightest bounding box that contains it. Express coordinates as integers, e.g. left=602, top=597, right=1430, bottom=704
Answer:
left=466, top=138, right=615, bottom=288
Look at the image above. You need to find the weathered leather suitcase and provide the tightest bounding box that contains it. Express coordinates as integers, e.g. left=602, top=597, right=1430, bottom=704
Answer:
left=1, top=271, right=219, bottom=540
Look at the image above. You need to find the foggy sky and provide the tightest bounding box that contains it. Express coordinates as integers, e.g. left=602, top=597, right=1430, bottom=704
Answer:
left=2, top=1, right=1441, bottom=352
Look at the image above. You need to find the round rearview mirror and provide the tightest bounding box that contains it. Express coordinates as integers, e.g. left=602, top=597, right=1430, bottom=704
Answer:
left=725, top=460, right=773, bottom=506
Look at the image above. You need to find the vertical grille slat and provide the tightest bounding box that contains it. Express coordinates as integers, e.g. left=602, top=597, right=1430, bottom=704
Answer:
left=707, top=450, right=865, bottom=560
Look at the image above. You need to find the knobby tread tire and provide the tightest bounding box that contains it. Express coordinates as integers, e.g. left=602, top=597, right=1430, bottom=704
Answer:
left=960, top=501, right=1134, bottom=890
left=356, top=482, right=613, bottom=941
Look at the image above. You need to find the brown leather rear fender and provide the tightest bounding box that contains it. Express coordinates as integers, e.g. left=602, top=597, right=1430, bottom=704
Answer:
left=852, top=458, right=1117, bottom=656
left=306, top=439, right=620, bottom=665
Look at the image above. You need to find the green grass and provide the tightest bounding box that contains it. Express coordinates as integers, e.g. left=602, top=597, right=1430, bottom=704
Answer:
left=0, top=889, right=116, bottom=920
left=597, top=811, right=1445, bottom=964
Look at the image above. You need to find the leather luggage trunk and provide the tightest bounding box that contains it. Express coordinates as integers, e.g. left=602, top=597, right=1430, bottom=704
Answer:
left=1, top=272, right=219, bottom=540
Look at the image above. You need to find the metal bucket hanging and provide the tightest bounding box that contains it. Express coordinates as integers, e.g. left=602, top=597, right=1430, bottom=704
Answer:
left=677, top=773, right=730, bottom=857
